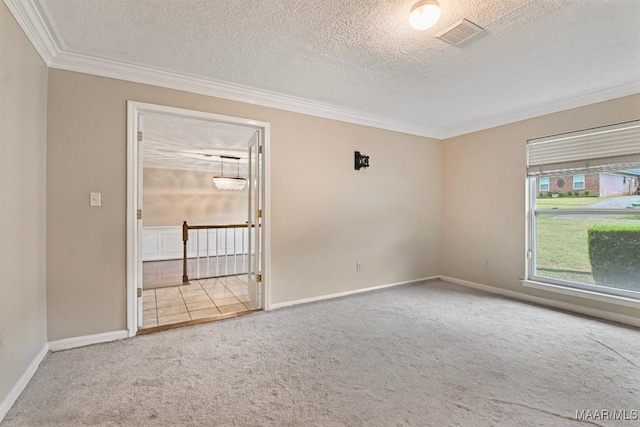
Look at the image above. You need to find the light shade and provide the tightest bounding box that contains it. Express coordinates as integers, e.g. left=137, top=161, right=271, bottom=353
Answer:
left=213, top=155, right=247, bottom=190
left=212, top=176, right=247, bottom=191
left=409, top=0, right=441, bottom=30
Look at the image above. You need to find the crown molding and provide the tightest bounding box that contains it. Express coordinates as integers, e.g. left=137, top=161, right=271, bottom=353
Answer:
left=3, top=0, right=58, bottom=64
left=6, top=0, right=639, bottom=141
left=441, top=79, right=640, bottom=139
left=49, top=50, right=444, bottom=139
left=5, top=1, right=442, bottom=139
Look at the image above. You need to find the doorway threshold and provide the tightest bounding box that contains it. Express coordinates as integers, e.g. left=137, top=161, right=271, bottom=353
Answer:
left=138, top=308, right=260, bottom=335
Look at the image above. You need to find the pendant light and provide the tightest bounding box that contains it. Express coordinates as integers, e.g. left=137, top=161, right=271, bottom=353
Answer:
left=212, top=156, right=246, bottom=191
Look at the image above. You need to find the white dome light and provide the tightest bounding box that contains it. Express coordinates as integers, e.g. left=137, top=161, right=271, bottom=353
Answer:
left=409, top=0, right=441, bottom=31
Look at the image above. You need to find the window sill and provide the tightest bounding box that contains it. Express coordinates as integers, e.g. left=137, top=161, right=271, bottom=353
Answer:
left=521, top=280, right=640, bottom=309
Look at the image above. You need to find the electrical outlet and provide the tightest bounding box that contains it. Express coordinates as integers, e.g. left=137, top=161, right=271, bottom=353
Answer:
left=90, top=192, right=101, bottom=207
left=356, top=262, right=362, bottom=272
left=483, top=259, right=490, bottom=269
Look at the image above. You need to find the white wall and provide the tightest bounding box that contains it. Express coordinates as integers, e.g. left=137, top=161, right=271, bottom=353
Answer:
left=143, top=167, right=247, bottom=227
left=0, top=1, right=48, bottom=416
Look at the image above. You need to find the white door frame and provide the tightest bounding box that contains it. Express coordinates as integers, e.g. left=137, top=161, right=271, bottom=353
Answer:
left=126, top=101, right=272, bottom=337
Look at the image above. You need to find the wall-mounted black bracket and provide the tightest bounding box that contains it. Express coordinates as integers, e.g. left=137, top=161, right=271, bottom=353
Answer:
left=355, top=151, right=370, bottom=170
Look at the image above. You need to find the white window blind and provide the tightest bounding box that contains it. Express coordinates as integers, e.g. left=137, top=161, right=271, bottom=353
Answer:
left=527, top=120, right=640, bottom=177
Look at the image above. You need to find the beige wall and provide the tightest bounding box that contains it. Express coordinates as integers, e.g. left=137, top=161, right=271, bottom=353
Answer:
left=442, top=94, right=640, bottom=320
left=46, top=69, right=442, bottom=340
left=143, top=167, right=247, bottom=227
left=0, top=2, right=48, bottom=409
left=44, top=41, right=639, bottom=343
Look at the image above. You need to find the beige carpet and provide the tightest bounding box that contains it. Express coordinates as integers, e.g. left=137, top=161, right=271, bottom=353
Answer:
left=4, top=280, right=639, bottom=426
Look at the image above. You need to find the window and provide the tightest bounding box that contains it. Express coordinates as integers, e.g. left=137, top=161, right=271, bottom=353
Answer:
left=526, top=120, right=640, bottom=300
left=539, top=177, right=550, bottom=192
left=573, top=174, right=585, bottom=190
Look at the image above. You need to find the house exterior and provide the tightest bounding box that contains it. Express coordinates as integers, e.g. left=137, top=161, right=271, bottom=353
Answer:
left=538, top=173, right=640, bottom=197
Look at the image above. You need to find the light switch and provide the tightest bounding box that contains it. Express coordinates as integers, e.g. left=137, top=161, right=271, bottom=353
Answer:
left=90, top=192, right=101, bottom=207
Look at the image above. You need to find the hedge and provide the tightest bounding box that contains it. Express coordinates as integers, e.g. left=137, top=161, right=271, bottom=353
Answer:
left=588, top=225, right=640, bottom=288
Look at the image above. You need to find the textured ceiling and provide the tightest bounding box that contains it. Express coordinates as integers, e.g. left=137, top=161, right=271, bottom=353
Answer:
left=143, top=112, right=257, bottom=173
left=39, top=0, right=640, bottom=135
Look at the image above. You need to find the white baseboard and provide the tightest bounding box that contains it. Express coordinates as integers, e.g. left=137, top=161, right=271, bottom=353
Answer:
left=269, top=276, right=439, bottom=310
left=48, top=330, right=129, bottom=352
left=440, top=276, right=640, bottom=328
left=0, top=344, right=49, bottom=423
left=0, top=330, right=129, bottom=422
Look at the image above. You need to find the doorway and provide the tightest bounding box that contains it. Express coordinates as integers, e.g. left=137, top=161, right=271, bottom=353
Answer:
left=126, top=102, right=270, bottom=336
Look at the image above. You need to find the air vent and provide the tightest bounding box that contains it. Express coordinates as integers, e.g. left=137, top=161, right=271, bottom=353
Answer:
left=436, top=19, right=483, bottom=46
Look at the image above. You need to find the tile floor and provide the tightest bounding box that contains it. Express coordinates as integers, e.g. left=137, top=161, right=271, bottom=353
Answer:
left=141, top=274, right=257, bottom=329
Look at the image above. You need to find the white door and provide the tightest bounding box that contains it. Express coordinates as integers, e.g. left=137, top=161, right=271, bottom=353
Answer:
left=137, top=114, right=145, bottom=327
left=247, top=131, right=262, bottom=309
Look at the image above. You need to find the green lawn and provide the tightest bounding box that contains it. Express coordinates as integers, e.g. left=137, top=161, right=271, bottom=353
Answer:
left=536, top=215, right=640, bottom=287
left=536, top=196, right=604, bottom=210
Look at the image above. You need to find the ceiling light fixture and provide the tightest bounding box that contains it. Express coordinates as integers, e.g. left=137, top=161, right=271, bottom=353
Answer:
left=409, top=0, right=441, bottom=30
left=213, top=156, right=246, bottom=191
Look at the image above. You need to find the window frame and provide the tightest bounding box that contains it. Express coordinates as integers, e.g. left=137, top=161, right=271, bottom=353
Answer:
left=526, top=177, right=640, bottom=301
left=573, top=174, right=585, bottom=190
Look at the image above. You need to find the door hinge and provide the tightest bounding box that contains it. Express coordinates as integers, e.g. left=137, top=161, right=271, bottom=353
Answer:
left=137, top=131, right=143, bottom=142
left=258, top=145, right=263, bottom=154
left=256, top=209, right=262, bottom=218
left=137, top=288, right=142, bottom=298
left=256, top=273, right=262, bottom=283
left=527, top=250, right=533, bottom=259
left=137, top=209, right=142, bottom=220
